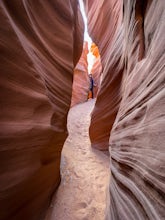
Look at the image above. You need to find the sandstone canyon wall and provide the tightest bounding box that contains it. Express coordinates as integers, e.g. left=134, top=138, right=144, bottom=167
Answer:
left=0, top=1, right=83, bottom=220
left=71, top=41, right=89, bottom=107
left=85, top=0, right=165, bottom=219
left=85, top=0, right=123, bottom=150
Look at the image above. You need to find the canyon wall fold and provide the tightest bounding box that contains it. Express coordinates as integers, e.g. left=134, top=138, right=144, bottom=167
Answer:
left=71, top=41, right=89, bottom=107
left=85, top=0, right=123, bottom=150
left=85, top=0, right=165, bottom=219
left=0, top=1, right=84, bottom=220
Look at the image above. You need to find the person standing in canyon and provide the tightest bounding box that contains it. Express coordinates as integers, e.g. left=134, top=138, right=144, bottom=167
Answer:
left=88, top=74, right=96, bottom=99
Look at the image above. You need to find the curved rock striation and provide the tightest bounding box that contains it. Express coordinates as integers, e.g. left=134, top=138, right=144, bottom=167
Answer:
left=109, top=1, right=165, bottom=219
left=85, top=0, right=123, bottom=150
left=71, top=41, right=89, bottom=107
left=89, top=29, right=124, bottom=150
left=0, top=1, right=84, bottom=220
left=86, top=0, right=165, bottom=219
left=84, top=0, right=122, bottom=67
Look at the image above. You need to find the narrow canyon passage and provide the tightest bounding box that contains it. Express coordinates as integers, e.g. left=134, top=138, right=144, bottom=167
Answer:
left=45, top=99, right=110, bottom=220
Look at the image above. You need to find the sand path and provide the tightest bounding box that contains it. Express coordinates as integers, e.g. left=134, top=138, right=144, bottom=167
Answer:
left=46, top=99, right=110, bottom=220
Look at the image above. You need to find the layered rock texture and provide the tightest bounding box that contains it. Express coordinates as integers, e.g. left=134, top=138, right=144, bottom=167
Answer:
left=0, top=1, right=83, bottom=220
left=85, top=0, right=165, bottom=219
left=86, top=0, right=123, bottom=150
left=1, top=0, right=165, bottom=219
left=71, top=41, right=89, bottom=107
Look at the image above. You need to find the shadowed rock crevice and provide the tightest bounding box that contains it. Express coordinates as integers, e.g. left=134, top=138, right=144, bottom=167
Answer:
left=134, top=0, right=148, bottom=60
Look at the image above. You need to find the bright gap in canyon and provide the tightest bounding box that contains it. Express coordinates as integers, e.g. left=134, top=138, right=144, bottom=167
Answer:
left=0, top=0, right=165, bottom=220
left=45, top=1, right=108, bottom=219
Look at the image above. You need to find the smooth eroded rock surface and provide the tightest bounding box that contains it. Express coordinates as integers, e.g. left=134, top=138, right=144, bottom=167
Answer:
left=109, top=1, right=165, bottom=219
left=71, top=41, right=89, bottom=107
left=85, top=0, right=165, bottom=219
left=1, top=0, right=165, bottom=219
left=86, top=0, right=123, bottom=150
left=0, top=1, right=83, bottom=220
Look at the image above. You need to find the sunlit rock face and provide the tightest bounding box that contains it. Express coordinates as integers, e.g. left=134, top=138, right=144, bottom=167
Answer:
left=85, top=0, right=165, bottom=219
left=0, top=1, right=83, bottom=220
left=71, top=41, right=102, bottom=107
left=89, top=43, right=102, bottom=97
left=71, top=41, right=89, bottom=107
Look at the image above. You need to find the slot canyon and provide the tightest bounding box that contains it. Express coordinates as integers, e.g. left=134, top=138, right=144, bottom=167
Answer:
left=0, top=0, right=165, bottom=220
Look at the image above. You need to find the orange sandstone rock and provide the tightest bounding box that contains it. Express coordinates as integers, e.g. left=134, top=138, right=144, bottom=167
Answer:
left=71, top=41, right=102, bottom=107
left=89, top=44, right=102, bottom=98
left=71, top=41, right=89, bottom=107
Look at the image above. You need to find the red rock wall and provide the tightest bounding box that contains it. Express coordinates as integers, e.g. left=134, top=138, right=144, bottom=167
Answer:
left=71, top=41, right=89, bottom=107
left=89, top=29, right=124, bottom=150
left=84, top=0, right=122, bottom=67
left=85, top=0, right=123, bottom=150
left=109, top=1, right=165, bottom=219
left=86, top=0, right=165, bottom=219
left=0, top=1, right=83, bottom=220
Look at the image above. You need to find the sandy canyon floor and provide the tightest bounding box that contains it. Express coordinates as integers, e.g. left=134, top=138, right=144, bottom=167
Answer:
left=45, top=99, right=110, bottom=220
